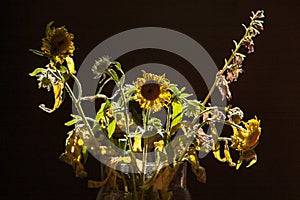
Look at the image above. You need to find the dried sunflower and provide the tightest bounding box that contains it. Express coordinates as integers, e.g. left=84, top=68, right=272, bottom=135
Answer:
left=231, top=116, right=261, bottom=151
left=133, top=70, right=171, bottom=113
left=41, top=22, right=75, bottom=64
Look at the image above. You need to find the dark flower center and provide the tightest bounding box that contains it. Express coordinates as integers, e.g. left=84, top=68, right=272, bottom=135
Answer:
left=52, top=35, right=68, bottom=53
left=141, top=82, right=160, bottom=100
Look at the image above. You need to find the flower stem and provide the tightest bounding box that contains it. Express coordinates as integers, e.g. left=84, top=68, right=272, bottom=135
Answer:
left=202, top=18, right=256, bottom=106
left=107, top=70, right=139, bottom=200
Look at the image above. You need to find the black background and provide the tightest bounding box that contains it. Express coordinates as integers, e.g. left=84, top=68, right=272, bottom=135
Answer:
left=2, top=0, right=300, bottom=199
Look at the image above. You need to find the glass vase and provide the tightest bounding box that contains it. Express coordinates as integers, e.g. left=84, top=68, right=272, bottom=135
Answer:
left=96, top=162, right=191, bottom=200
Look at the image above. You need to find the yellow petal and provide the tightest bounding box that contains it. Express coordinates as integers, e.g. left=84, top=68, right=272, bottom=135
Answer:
left=246, top=155, right=257, bottom=168
left=154, top=140, right=164, bottom=152
left=212, top=142, right=226, bottom=162
left=77, top=138, right=84, bottom=146
left=224, top=141, right=236, bottom=167
left=133, top=134, right=142, bottom=152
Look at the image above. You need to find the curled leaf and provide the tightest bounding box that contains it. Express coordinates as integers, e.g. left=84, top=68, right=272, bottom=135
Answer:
left=217, top=75, right=232, bottom=101
left=212, top=142, right=226, bottom=163
left=59, top=129, right=87, bottom=178
left=39, top=81, right=64, bottom=113
left=236, top=149, right=257, bottom=170
left=29, top=68, right=47, bottom=76
left=224, top=140, right=236, bottom=167
left=187, top=148, right=206, bottom=183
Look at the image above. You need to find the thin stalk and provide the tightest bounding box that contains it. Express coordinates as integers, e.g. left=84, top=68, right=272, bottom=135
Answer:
left=121, top=173, right=128, bottom=193
left=50, top=69, right=99, bottom=154
left=64, top=83, right=98, bottom=143
left=107, top=70, right=139, bottom=200
left=165, top=105, right=171, bottom=140
left=218, top=137, right=232, bottom=142
left=141, top=109, right=150, bottom=200
left=71, top=74, right=82, bottom=101
left=202, top=18, right=256, bottom=106
left=97, top=77, right=113, bottom=95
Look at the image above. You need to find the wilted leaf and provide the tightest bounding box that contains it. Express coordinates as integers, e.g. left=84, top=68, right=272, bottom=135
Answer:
left=236, top=149, right=257, bottom=170
left=59, top=128, right=87, bottom=178
left=66, top=56, right=76, bottom=74
left=29, top=49, right=45, bottom=57
left=224, top=140, right=236, bottom=167
left=212, top=142, right=226, bottom=163
left=153, top=166, right=176, bottom=191
left=217, top=75, right=232, bottom=100
left=39, top=81, right=64, bottom=113
left=187, top=149, right=207, bottom=183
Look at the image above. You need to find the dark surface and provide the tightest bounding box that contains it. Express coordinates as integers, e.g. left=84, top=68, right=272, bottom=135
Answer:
left=2, top=0, right=300, bottom=199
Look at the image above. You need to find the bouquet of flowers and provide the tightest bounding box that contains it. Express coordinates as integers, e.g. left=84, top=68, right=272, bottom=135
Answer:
left=29, top=10, right=264, bottom=200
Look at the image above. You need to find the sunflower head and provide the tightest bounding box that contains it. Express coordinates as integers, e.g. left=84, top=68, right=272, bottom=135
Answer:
left=133, top=70, right=171, bottom=113
left=41, top=22, right=75, bottom=64
left=231, top=117, right=261, bottom=151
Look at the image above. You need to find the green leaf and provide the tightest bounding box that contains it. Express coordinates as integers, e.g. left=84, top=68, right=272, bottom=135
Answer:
left=109, top=69, right=119, bottom=82
left=29, top=49, right=45, bottom=57
left=168, top=84, right=180, bottom=96
left=46, top=21, right=54, bottom=34
left=82, top=146, right=88, bottom=164
left=148, top=117, right=162, bottom=129
left=188, top=99, right=205, bottom=111
left=107, top=118, right=116, bottom=138
left=104, top=100, right=112, bottom=110
left=125, top=85, right=135, bottom=97
left=29, top=68, right=46, bottom=76
left=180, top=87, right=186, bottom=92
left=95, top=103, right=106, bottom=122
left=95, top=100, right=111, bottom=123
left=64, top=119, right=79, bottom=126
left=170, top=100, right=183, bottom=129
left=64, top=114, right=82, bottom=126
left=59, top=65, right=68, bottom=73
left=179, top=93, right=192, bottom=99
left=71, top=114, right=81, bottom=119
left=119, top=75, right=125, bottom=85
left=113, top=62, right=122, bottom=73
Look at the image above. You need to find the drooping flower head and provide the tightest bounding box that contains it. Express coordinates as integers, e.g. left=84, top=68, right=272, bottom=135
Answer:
left=133, top=70, right=171, bottom=113
left=41, top=22, right=75, bottom=64
left=231, top=116, right=261, bottom=151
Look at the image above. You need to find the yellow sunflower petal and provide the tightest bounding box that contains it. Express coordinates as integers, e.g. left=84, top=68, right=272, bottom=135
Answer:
left=133, top=71, right=171, bottom=113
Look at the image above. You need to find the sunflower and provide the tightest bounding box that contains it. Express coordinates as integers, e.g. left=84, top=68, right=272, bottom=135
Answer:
left=41, top=22, right=75, bottom=64
left=231, top=117, right=261, bottom=151
left=133, top=70, right=171, bottom=113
